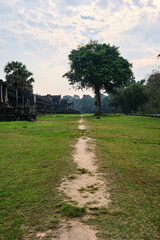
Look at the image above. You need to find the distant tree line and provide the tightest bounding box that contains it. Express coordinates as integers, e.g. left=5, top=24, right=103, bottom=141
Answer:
left=63, top=71, right=160, bottom=114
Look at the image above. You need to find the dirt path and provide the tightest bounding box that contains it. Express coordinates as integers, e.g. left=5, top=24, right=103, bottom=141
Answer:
left=59, top=137, right=109, bottom=209
left=36, top=117, right=110, bottom=239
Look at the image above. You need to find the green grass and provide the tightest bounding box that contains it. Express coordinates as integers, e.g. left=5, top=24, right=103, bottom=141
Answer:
left=0, top=114, right=80, bottom=239
left=77, top=168, right=88, bottom=174
left=58, top=203, right=86, bottom=217
left=0, top=114, right=160, bottom=239
left=84, top=114, right=160, bottom=239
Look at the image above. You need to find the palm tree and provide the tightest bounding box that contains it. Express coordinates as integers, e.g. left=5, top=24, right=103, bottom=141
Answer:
left=4, top=61, right=34, bottom=107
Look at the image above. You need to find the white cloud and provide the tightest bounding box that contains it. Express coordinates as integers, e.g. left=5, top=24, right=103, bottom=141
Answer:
left=0, top=39, right=7, bottom=47
left=0, top=0, right=160, bottom=96
left=132, top=56, right=159, bottom=69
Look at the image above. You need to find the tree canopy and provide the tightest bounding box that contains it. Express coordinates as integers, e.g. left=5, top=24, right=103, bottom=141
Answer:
left=144, top=71, right=160, bottom=113
left=63, top=40, right=133, bottom=114
left=4, top=61, right=34, bottom=107
left=119, top=83, right=148, bottom=113
left=4, top=61, right=34, bottom=89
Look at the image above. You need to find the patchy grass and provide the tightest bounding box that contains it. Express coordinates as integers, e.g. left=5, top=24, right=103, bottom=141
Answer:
left=48, top=218, right=60, bottom=230
left=58, top=203, right=86, bottom=217
left=78, top=184, right=99, bottom=194
left=0, top=114, right=80, bottom=239
left=77, top=168, right=88, bottom=174
left=68, top=175, right=77, bottom=180
left=84, top=114, right=160, bottom=240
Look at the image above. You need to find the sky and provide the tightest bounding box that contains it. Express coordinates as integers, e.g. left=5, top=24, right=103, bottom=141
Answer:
left=0, top=0, right=159, bottom=97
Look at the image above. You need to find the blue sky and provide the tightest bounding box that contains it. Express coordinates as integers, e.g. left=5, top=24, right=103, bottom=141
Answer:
left=0, top=0, right=159, bottom=97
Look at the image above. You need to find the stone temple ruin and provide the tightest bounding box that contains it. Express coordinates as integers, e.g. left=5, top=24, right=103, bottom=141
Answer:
left=0, top=79, right=78, bottom=122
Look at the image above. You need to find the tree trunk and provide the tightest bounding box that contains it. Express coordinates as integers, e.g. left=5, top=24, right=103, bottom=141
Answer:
left=16, top=88, right=18, bottom=107
left=95, top=87, right=102, bottom=115
left=22, top=91, right=25, bottom=108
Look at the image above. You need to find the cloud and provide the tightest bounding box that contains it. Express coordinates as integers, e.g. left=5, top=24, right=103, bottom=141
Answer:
left=0, top=39, right=7, bottom=47
left=1, top=0, right=159, bottom=52
left=0, top=0, right=160, bottom=96
left=81, top=16, right=96, bottom=21
left=132, top=57, right=159, bottom=69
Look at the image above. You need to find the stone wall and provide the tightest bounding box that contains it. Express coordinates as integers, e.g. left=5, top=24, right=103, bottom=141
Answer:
left=0, top=79, right=36, bottom=121
left=0, top=79, right=78, bottom=121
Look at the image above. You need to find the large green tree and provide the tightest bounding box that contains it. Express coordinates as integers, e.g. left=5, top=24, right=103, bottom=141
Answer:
left=120, top=83, right=148, bottom=113
left=144, top=71, right=160, bottom=113
left=63, top=40, right=133, bottom=114
left=4, top=61, right=34, bottom=107
left=109, top=77, right=146, bottom=113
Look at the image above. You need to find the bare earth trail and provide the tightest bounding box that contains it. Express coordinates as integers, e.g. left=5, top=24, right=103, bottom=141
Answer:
left=36, top=117, right=110, bottom=239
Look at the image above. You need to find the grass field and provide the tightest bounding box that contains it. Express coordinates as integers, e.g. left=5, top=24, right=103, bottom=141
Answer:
left=0, top=114, right=160, bottom=239
left=0, top=115, right=80, bottom=239
left=84, top=114, right=160, bottom=240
